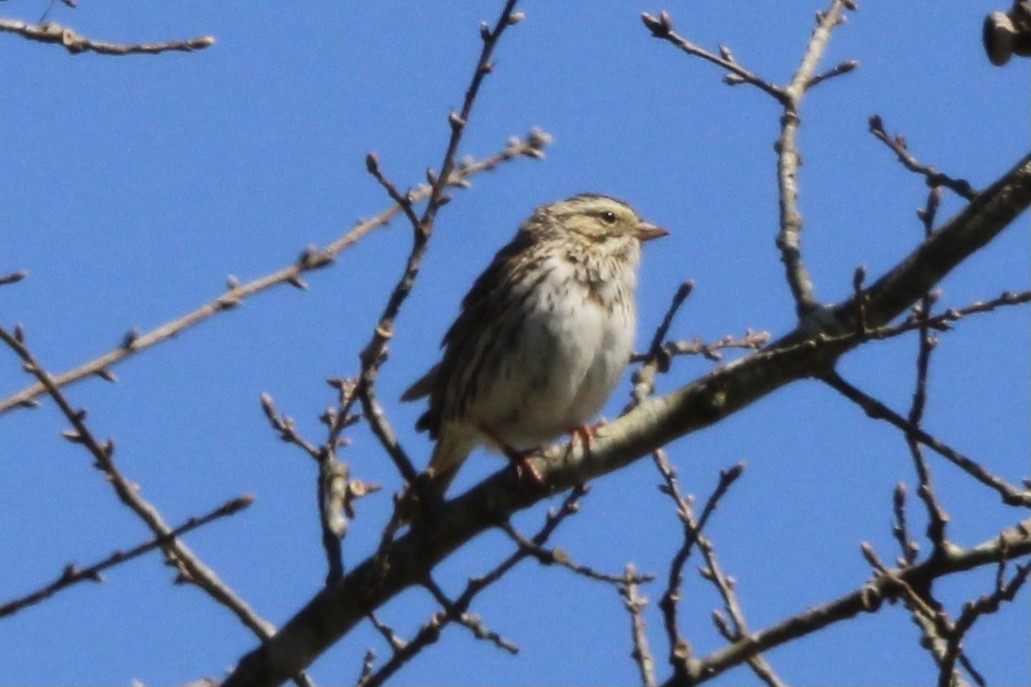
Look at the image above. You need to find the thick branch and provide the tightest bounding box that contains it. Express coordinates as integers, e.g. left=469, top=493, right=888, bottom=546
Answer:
left=221, top=150, right=1031, bottom=687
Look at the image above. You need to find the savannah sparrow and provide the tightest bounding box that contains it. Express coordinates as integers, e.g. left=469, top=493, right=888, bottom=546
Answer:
left=402, top=194, right=667, bottom=495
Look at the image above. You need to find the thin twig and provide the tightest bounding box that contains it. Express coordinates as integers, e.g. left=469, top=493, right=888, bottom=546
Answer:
left=860, top=542, right=968, bottom=686
left=0, top=17, right=215, bottom=55
left=806, top=59, right=859, bottom=89
left=261, top=385, right=378, bottom=584
left=685, top=518, right=1031, bottom=684
left=869, top=115, right=978, bottom=200
left=359, top=379, right=419, bottom=486
left=354, top=649, right=377, bottom=687
left=0, top=327, right=316, bottom=685
left=821, top=371, right=1031, bottom=507
left=640, top=11, right=787, bottom=103
left=630, top=331, right=771, bottom=365
left=852, top=265, right=869, bottom=333
left=703, top=546, right=786, bottom=687
left=626, top=281, right=694, bottom=409
left=0, top=270, right=27, bottom=287
left=904, top=205, right=951, bottom=548
left=423, top=577, right=518, bottom=653
left=620, top=563, right=658, bottom=687
left=355, top=0, right=525, bottom=489
left=0, top=133, right=550, bottom=417
left=653, top=450, right=745, bottom=681
left=360, top=481, right=587, bottom=687
left=938, top=558, right=1031, bottom=687
left=499, top=519, right=653, bottom=585
left=891, top=484, right=921, bottom=566
left=644, top=1, right=858, bottom=318
left=0, top=494, right=252, bottom=619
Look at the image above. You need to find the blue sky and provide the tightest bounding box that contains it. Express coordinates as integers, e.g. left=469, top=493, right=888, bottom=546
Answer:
left=1, top=2, right=1028, bottom=685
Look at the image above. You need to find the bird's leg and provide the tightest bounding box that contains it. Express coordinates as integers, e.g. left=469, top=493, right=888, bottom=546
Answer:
left=566, top=419, right=607, bottom=459
left=478, top=424, right=546, bottom=489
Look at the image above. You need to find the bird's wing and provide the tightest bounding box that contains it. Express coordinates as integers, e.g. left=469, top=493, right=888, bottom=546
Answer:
left=404, top=229, right=535, bottom=437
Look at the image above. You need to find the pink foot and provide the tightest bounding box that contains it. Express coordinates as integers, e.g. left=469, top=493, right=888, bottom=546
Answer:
left=478, top=424, right=547, bottom=489
left=567, top=420, right=606, bottom=458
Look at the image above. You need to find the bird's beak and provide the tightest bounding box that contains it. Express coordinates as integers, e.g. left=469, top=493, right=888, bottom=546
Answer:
left=634, top=221, right=669, bottom=242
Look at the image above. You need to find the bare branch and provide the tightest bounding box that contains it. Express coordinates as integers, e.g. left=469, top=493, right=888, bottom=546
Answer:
left=859, top=542, right=969, bottom=686
left=644, top=1, right=858, bottom=318
left=260, top=384, right=377, bottom=584
left=353, top=649, right=376, bottom=687
left=0, top=327, right=282, bottom=643
left=359, top=484, right=587, bottom=687
left=806, top=59, right=859, bottom=89
left=0, top=270, right=28, bottom=287
left=630, top=331, right=771, bottom=365
left=938, top=559, right=1031, bottom=685
left=423, top=577, right=518, bottom=654
left=775, top=0, right=858, bottom=316
left=0, top=495, right=252, bottom=619
left=627, top=281, right=694, bottom=409
left=620, top=564, right=658, bottom=687
left=640, top=11, right=787, bottom=103
left=868, top=115, right=978, bottom=200
left=220, top=149, right=1031, bottom=687
left=499, top=518, right=650, bottom=585
left=862, top=289, right=1031, bottom=341
left=904, top=263, right=951, bottom=548
left=0, top=133, right=551, bottom=417
left=891, top=484, right=921, bottom=566
left=685, top=519, right=1031, bottom=684
left=653, top=452, right=744, bottom=681
left=354, top=0, right=525, bottom=490
left=821, top=371, right=1031, bottom=507
left=0, top=17, right=215, bottom=55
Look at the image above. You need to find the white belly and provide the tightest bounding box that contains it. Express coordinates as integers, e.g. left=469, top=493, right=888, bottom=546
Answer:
left=467, top=257, right=636, bottom=448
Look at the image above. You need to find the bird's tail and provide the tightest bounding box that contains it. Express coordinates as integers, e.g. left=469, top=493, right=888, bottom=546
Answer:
left=425, top=428, right=477, bottom=495
left=396, top=429, right=476, bottom=523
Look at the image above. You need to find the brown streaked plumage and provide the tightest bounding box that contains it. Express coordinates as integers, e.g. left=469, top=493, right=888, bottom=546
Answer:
left=402, top=194, right=667, bottom=494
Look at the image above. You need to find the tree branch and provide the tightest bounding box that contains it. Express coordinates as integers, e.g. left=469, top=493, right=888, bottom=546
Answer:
left=0, top=132, right=550, bottom=417
left=0, top=495, right=252, bottom=619
left=219, top=147, right=1031, bottom=687
left=0, top=17, right=215, bottom=55
left=672, top=518, right=1031, bottom=686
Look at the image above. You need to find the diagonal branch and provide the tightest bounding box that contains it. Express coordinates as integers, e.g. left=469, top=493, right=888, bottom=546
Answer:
left=821, top=371, right=1030, bottom=507
left=869, top=116, right=978, bottom=200
left=219, top=148, right=1031, bottom=687
left=0, top=133, right=550, bottom=417
left=677, top=519, right=1031, bottom=686
left=354, top=0, right=525, bottom=486
left=356, top=485, right=586, bottom=687
left=0, top=326, right=306, bottom=680
left=0, top=270, right=28, bottom=287
left=640, top=11, right=787, bottom=103
left=0, top=495, right=252, bottom=619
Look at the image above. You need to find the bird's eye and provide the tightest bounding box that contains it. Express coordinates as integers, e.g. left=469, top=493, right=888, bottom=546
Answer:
left=600, top=210, right=617, bottom=224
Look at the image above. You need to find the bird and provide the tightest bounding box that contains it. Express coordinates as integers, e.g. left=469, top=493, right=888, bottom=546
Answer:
left=401, top=193, right=668, bottom=496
